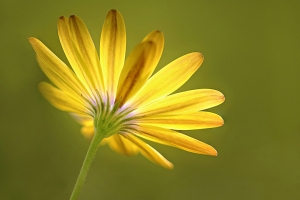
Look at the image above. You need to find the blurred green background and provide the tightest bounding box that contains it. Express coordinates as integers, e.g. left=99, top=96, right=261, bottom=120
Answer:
left=1, top=0, right=300, bottom=199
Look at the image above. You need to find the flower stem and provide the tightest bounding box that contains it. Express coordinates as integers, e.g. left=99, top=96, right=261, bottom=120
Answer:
left=69, top=129, right=105, bottom=200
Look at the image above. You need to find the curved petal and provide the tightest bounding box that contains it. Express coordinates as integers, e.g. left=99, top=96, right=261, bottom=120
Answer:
left=71, top=113, right=94, bottom=126
left=142, top=30, right=164, bottom=64
left=127, top=52, right=204, bottom=108
left=122, top=133, right=173, bottom=169
left=28, top=37, right=88, bottom=97
left=100, top=10, right=126, bottom=102
left=68, top=15, right=105, bottom=93
left=116, top=41, right=157, bottom=105
left=36, top=55, right=92, bottom=109
left=116, top=31, right=164, bottom=105
left=81, top=125, right=94, bottom=140
left=133, top=125, right=217, bottom=156
left=107, top=134, right=138, bottom=156
left=135, top=89, right=225, bottom=117
left=39, top=82, right=92, bottom=115
left=57, top=17, right=96, bottom=98
left=137, top=112, right=224, bottom=130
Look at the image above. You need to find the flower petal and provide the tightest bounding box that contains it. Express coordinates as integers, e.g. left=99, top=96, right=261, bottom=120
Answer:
left=81, top=126, right=94, bottom=140
left=116, top=41, right=157, bottom=105
left=133, top=125, right=218, bottom=156
left=142, top=30, right=164, bottom=63
left=107, top=134, right=138, bottom=156
left=137, top=112, right=224, bottom=130
left=127, top=52, right=204, bottom=108
left=135, top=89, right=225, bottom=116
left=58, top=17, right=96, bottom=98
left=122, top=133, right=173, bottom=169
left=100, top=10, right=126, bottom=101
left=68, top=15, right=105, bottom=93
left=71, top=113, right=94, bottom=126
left=28, top=37, right=88, bottom=98
left=116, top=31, right=164, bottom=105
left=39, top=82, right=92, bottom=115
left=36, top=55, right=91, bottom=108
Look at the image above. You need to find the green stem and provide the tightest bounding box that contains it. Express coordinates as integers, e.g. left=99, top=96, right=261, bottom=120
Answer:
left=69, top=129, right=105, bottom=200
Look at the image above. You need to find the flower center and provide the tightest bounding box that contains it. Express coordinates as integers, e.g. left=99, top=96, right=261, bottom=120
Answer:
left=93, top=97, right=136, bottom=138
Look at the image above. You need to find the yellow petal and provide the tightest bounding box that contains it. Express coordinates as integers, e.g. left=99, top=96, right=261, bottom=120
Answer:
left=127, top=52, right=204, bottom=108
left=71, top=113, right=94, bottom=126
left=122, top=133, right=173, bottom=169
left=116, top=41, right=157, bottom=105
left=107, top=134, right=138, bottom=156
left=136, top=89, right=225, bottom=116
left=134, top=125, right=217, bottom=156
left=137, top=112, right=224, bottom=130
left=81, top=126, right=94, bottom=140
left=142, top=30, right=164, bottom=64
left=57, top=17, right=96, bottom=98
left=36, top=55, right=91, bottom=108
left=68, top=15, right=105, bottom=94
left=39, top=82, right=92, bottom=115
left=100, top=10, right=126, bottom=101
left=28, top=37, right=88, bottom=98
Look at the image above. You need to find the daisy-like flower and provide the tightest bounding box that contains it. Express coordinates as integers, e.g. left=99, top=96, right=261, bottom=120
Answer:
left=29, top=9, right=224, bottom=199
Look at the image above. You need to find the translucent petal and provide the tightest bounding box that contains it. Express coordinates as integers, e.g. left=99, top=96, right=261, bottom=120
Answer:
left=127, top=52, right=204, bottom=108
left=39, top=82, right=92, bottom=115
left=136, top=89, right=225, bottom=116
left=81, top=126, right=94, bottom=140
left=134, top=125, right=217, bottom=156
left=28, top=37, right=88, bottom=97
left=57, top=17, right=96, bottom=97
left=116, top=41, right=157, bottom=105
left=137, top=112, right=224, bottom=130
left=71, top=113, right=94, bottom=126
left=100, top=10, right=126, bottom=101
left=68, top=15, right=105, bottom=93
left=142, top=30, right=164, bottom=63
left=108, top=134, right=138, bottom=156
left=116, top=30, right=164, bottom=105
left=36, top=55, right=92, bottom=110
left=122, top=133, right=173, bottom=169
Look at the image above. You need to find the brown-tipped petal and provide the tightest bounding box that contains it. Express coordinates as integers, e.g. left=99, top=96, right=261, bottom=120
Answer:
left=134, top=125, right=218, bottom=156
left=136, top=89, right=225, bottom=117
left=127, top=52, right=204, bottom=108
left=123, top=133, right=174, bottom=169
left=137, top=112, right=224, bottom=130
left=107, top=134, right=138, bottom=156
left=117, top=41, right=157, bottom=105
left=100, top=10, right=126, bottom=101
left=38, top=82, right=92, bottom=115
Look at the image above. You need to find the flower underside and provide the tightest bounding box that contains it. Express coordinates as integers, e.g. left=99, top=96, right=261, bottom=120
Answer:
left=29, top=10, right=225, bottom=169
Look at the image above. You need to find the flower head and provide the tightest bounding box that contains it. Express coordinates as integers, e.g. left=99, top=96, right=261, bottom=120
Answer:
left=29, top=10, right=225, bottom=169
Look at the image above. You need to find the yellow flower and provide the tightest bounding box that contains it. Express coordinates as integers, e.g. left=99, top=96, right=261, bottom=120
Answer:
left=29, top=10, right=224, bottom=169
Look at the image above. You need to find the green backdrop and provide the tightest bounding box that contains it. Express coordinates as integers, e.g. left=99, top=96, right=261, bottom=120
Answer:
left=1, top=0, right=300, bottom=199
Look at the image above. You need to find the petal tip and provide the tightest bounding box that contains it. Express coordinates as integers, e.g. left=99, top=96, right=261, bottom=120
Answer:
left=209, top=147, right=218, bottom=156
left=28, top=37, right=36, bottom=43
left=108, top=9, right=118, bottom=15
left=166, top=162, right=174, bottom=170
